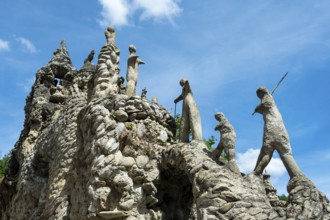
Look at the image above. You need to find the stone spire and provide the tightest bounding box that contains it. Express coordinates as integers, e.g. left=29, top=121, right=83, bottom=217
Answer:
left=89, top=26, right=120, bottom=101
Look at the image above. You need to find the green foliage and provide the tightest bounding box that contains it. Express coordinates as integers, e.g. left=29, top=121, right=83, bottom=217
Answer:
left=0, top=153, right=11, bottom=177
left=109, top=111, right=116, bottom=120
left=175, top=114, right=181, bottom=139
left=278, top=194, right=288, bottom=201
left=204, top=135, right=216, bottom=151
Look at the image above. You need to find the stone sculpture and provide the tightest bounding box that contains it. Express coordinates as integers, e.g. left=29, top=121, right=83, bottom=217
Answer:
left=1, top=27, right=329, bottom=220
left=126, top=45, right=145, bottom=97
left=253, top=87, right=302, bottom=179
left=174, top=79, right=202, bottom=142
left=89, top=26, right=120, bottom=100
left=212, top=112, right=241, bottom=175
left=83, top=50, right=95, bottom=64
left=105, top=25, right=116, bottom=45
left=117, top=76, right=126, bottom=94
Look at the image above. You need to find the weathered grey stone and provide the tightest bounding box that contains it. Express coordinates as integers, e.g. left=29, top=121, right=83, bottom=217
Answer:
left=126, top=45, right=144, bottom=97
left=114, top=109, right=128, bottom=122
left=1, top=28, right=329, bottom=220
left=98, top=210, right=129, bottom=219
left=174, top=79, right=202, bottom=142
left=253, top=87, right=302, bottom=179
left=212, top=112, right=240, bottom=175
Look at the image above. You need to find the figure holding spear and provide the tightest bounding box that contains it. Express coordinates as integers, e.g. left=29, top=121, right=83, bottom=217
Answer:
left=252, top=73, right=303, bottom=178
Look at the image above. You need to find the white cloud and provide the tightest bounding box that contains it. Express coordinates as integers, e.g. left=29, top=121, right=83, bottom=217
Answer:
left=237, top=148, right=286, bottom=177
left=16, top=37, right=37, bottom=53
left=133, top=0, right=182, bottom=21
left=0, top=39, right=10, bottom=52
left=98, top=0, right=130, bottom=27
left=98, top=0, right=182, bottom=26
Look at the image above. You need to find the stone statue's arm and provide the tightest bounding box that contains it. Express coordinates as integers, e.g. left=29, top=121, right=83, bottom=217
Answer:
left=174, top=95, right=183, bottom=103
left=254, top=104, right=263, bottom=115
left=138, top=58, right=145, bottom=65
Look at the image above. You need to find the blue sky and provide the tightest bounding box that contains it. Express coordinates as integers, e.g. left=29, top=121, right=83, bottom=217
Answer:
left=1, top=0, right=330, bottom=197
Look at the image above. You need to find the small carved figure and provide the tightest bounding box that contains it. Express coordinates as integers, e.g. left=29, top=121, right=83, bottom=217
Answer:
left=117, top=76, right=126, bottom=94
left=253, top=87, right=302, bottom=179
left=174, top=79, right=202, bottom=142
left=126, top=45, right=145, bottom=97
left=105, top=26, right=116, bottom=45
left=141, top=87, right=147, bottom=99
left=84, top=50, right=95, bottom=64
left=212, top=112, right=240, bottom=174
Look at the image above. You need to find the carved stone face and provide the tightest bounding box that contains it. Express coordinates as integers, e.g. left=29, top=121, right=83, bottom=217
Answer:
left=257, top=87, right=268, bottom=99
left=179, top=79, right=186, bottom=87
left=107, top=26, right=115, bottom=33
left=215, top=112, right=225, bottom=122
left=129, top=45, right=136, bottom=54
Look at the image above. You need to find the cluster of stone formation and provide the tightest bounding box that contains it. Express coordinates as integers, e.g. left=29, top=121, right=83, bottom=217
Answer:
left=0, top=26, right=329, bottom=220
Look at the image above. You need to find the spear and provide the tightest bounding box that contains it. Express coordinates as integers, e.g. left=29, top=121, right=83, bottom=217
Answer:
left=270, top=72, right=288, bottom=95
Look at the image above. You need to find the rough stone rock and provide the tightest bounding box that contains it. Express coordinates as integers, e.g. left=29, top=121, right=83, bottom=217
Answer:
left=1, top=36, right=329, bottom=220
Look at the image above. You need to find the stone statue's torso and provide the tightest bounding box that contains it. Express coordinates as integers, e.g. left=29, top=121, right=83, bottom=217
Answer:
left=261, top=94, right=289, bottom=143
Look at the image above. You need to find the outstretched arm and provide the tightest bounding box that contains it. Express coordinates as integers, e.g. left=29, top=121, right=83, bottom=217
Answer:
left=174, top=94, right=183, bottom=103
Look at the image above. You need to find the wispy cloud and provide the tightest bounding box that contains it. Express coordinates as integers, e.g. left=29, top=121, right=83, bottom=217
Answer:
left=0, top=39, right=10, bottom=52
left=98, top=0, right=182, bottom=27
left=16, top=37, right=37, bottom=53
left=237, top=148, right=286, bottom=177
left=133, top=0, right=182, bottom=22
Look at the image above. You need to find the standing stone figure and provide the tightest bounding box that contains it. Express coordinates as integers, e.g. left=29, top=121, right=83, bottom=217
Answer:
left=253, top=87, right=302, bottom=179
left=174, top=79, right=202, bottom=142
left=212, top=112, right=240, bottom=175
left=105, top=26, right=116, bottom=45
left=84, top=50, right=95, bottom=64
left=126, top=45, right=145, bottom=97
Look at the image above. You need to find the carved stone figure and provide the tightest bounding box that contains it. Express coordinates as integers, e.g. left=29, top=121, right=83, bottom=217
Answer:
left=126, top=45, right=145, bottom=97
left=84, top=50, right=95, bottom=64
left=212, top=112, right=240, bottom=174
left=105, top=25, right=116, bottom=45
left=253, top=87, right=302, bottom=179
left=89, top=26, right=120, bottom=100
left=174, top=79, right=202, bottom=142
left=117, top=76, right=126, bottom=94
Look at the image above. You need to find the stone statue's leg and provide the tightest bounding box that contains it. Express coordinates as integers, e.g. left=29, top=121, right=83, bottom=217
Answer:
left=277, top=143, right=302, bottom=179
left=133, top=81, right=137, bottom=96
left=226, top=148, right=241, bottom=175
left=189, top=103, right=203, bottom=141
left=212, top=143, right=224, bottom=161
left=126, top=80, right=135, bottom=97
left=179, top=106, right=190, bottom=142
left=254, top=145, right=274, bottom=175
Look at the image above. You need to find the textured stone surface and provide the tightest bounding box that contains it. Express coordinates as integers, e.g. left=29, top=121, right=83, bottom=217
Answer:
left=0, top=34, right=329, bottom=220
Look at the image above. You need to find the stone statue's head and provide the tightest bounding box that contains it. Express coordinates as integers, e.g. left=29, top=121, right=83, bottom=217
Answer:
left=256, top=87, right=269, bottom=99
left=179, top=79, right=187, bottom=87
left=107, top=25, right=115, bottom=33
left=215, top=112, right=225, bottom=122
left=129, top=45, right=136, bottom=53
